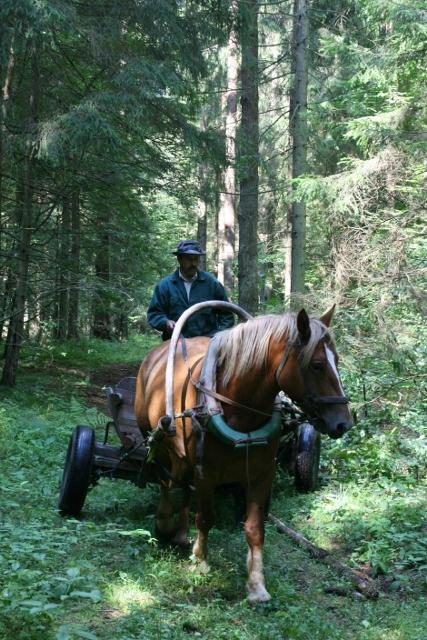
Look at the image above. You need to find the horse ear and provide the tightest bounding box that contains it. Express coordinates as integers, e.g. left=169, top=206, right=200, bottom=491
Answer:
left=319, top=304, right=336, bottom=327
left=297, top=308, right=311, bottom=344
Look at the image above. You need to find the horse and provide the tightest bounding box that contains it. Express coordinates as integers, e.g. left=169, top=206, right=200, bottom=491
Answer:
left=134, top=306, right=352, bottom=603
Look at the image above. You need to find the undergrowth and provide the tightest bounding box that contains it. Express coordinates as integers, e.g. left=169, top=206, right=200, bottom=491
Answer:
left=19, top=334, right=157, bottom=371
left=0, top=336, right=426, bottom=640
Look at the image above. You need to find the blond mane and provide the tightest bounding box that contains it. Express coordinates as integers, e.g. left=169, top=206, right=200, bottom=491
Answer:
left=212, top=313, right=329, bottom=386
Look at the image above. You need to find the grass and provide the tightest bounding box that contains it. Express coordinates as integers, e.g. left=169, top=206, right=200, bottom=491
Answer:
left=0, top=336, right=426, bottom=640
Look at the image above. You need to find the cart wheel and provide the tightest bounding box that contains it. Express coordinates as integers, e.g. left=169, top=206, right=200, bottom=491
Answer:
left=58, top=425, right=95, bottom=517
left=295, top=423, right=321, bottom=493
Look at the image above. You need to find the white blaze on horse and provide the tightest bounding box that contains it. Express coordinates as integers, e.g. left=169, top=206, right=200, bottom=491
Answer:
left=135, top=306, right=352, bottom=603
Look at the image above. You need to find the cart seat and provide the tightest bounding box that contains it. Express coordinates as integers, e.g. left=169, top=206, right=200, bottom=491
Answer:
left=105, top=377, right=142, bottom=449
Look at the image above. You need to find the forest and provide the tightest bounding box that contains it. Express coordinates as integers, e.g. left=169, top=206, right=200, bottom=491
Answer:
left=0, top=0, right=426, bottom=639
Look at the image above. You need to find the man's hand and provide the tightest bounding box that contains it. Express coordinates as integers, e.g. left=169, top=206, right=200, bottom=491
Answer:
left=165, top=319, right=176, bottom=335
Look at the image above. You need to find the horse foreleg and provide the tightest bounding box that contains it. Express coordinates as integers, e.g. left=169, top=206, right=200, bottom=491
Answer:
left=155, top=484, right=176, bottom=540
left=191, top=485, right=215, bottom=572
left=170, top=486, right=192, bottom=547
left=245, top=497, right=271, bottom=603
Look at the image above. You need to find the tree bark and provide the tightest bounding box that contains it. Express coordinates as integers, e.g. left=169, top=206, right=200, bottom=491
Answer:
left=238, top=0, right=259, bottom=314
left=197, top=162, right=208, bottom=271
left=1, top=165, right=33, bottom=385
left=260, top=193, right=278, bottom=304
left=92, top=209, right=112, bottom=340
left=213, top=167, right=221, bottom=278
left=67, top=188, right=80, bottom=339
left=0, top=265, right=15, bottom=343
left=56, top=197, right=71, bottom=339
left=0, top=35, right=16, bottom=341
left=0, top=32, right=15, bottom=240
left=268, top=513, right=379, bottom=598
left=218, top=0, right=238, bottom=291
left=285, top=0, right=308, bottom=307
left=1, top=43, right=38, bottom=386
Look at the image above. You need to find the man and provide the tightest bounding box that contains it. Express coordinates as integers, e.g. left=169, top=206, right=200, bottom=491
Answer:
left=147, top=240, right=234, bottom=340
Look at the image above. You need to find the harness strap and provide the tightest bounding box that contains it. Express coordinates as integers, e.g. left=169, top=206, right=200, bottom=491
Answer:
left=188, top=409, right=207, bottom=479
left=181, top=335, right=279, bottom=418
left=275, top=340, right=293, bottom=385
left=156, top=463, right=195, bottom=491
left=194, top=379, right=279, bottom=418
left=275, top=337, right=350, bottom=408
left=180, top=354, right=205, bottom=415
left=309, top=395, right=349, bottom=404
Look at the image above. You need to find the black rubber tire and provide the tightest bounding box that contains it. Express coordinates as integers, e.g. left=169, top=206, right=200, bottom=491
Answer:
left=294, top=423, right=321, bottom=493
left=58, top=425, right=95, bottom=517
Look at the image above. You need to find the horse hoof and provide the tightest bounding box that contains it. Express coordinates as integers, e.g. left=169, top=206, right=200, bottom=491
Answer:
left=247, top=586, right=272, bottom=604
left=189, top=557, right=210, bottom=574
left=155, top=524, right=183, bottom=545
left=171, top=534, right=192, bottom=548
left=155, top=530, right=176, bottom=544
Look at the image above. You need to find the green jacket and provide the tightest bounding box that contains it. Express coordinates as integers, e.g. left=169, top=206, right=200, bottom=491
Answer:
left=147, top=269, right=234, bottom=338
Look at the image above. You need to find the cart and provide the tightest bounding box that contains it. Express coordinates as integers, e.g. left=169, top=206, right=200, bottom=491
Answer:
left=58, top=376, right=321, bottom=517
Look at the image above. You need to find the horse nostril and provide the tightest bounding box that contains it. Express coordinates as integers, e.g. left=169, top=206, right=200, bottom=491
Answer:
left=336, top=422, right=349, bottom=436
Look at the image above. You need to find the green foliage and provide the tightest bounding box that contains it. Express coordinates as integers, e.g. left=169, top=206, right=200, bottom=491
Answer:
left=0, top=0, right=229, bottom=371
left=255, top=0, right=427, bottom=586
left=0, top=335, right=426, bottom=640
left=19, top=334, right=157, bottom=370
left=293, top=479, right=426, bottom=579
left=1, top=0, right=426, bottom=637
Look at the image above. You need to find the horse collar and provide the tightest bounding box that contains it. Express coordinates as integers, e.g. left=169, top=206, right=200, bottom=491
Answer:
left=206, top=410, right=282, bottom=449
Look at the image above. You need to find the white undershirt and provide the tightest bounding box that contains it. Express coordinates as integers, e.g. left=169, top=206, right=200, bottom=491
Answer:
left=179, top=270, right=197, bottom=300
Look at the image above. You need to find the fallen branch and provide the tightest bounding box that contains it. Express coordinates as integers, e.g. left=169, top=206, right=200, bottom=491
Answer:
left=268, top=513, right=379, bottom=599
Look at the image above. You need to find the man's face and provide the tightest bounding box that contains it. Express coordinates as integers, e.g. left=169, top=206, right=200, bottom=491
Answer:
left=178, top=254, right=200, bottom=279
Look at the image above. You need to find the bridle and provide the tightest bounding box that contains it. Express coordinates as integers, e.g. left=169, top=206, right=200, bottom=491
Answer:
left=180, top=334, right=349, bottom=421
left=275, top=337, right=350, bottom=413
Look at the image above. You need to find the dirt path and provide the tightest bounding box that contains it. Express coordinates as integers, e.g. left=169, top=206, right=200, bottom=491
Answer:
left=83, top=362, right=140, bottom=413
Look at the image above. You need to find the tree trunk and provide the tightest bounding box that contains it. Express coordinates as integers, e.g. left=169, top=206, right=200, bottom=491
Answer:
left=1, top=164, right=33, bottom=385
left=0, top=267, right=14, bottom=342
left=1, top=43, right=38, bottom=386
left=197, top=162, right=208, bottom=271
left=92, top=210, right=112, bottom=339
left=0, top=35, right=16, bottom=341
left=36, top=291, right=50, bottom=343
left=218, top=0, right=238, bottom=291
left=52, top=211, right=62, bottom=339
left=238, top=0, right=259, bottom=314
left=67, top=188, right=80, bottom=339
left=285, top=0, right=308, bottom=307
left=56, top=197, right=71, bottom=339
left=0, top=32, right=15, bottom=237
left=212, top=168, right=221, bottom=278
left=260, top=193, right=278, bottom=305
left=114, top=313, right=128, bottom=340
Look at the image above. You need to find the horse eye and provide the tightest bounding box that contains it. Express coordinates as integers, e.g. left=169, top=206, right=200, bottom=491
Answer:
left=311, top=361, right=326, bottom=372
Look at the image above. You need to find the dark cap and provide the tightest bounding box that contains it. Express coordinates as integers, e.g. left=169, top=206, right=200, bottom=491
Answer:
left=172, top=240, right=206, bottom=256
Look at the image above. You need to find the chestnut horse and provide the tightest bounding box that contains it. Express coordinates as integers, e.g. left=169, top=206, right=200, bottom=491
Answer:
left=135, top=307, right=352, bottom=603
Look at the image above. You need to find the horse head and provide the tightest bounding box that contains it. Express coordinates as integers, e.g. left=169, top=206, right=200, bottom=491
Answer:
left=277, top=306, right=353, bottom=439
